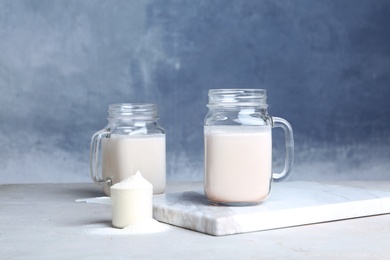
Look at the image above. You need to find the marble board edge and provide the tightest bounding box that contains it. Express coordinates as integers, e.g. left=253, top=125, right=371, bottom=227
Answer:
left=153, top=196, right=390, bottom=236
left=220, top=196, right=390, bottom=236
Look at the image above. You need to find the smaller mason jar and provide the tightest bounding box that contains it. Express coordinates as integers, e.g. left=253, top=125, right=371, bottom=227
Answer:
left=90, top=103, right=166, bottom=195
left=204, top=89, right=294, bottom=206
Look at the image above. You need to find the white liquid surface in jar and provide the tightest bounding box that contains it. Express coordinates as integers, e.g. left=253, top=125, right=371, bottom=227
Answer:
left=204, top=125, right=272, bottom=204
left=102, top=134, right=166, bottom=195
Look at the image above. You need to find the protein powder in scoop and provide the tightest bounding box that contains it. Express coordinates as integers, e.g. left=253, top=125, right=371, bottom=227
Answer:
left=110, top=171, right=153, bottom=228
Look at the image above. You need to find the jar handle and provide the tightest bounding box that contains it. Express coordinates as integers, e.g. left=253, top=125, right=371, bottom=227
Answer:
left=271, top=117, right=294, bottom=182
left=90, top=128, right=112, bottom=186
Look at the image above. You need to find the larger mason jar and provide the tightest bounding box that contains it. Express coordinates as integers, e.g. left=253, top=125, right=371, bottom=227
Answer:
left=204, top=89, right=294, bottom=206
left=90, top=103, right=166, bottom=195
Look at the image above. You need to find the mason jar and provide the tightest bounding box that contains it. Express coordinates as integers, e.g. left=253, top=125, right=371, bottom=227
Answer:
left=204, top=89, right=294, bottom=206
left=90, top=103, right=166, bottom=195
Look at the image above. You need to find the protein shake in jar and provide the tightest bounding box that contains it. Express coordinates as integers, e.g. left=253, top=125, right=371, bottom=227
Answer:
left=204, top=89, right=294, bottom=206
left=90, top=103, right=166, bottom=195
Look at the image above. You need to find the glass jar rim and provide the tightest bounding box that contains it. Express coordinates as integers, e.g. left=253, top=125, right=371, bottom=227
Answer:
left=207, top=89, right=268, bottom=108
left=108, top=103, right=158, bottom=120
left=208, top=89, right=266, bottom=94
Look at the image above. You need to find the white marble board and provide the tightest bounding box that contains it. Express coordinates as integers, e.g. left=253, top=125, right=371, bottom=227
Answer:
left=152, top=181, right=390, bottom=236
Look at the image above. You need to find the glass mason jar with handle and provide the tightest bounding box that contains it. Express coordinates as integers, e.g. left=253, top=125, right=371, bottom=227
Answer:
left=204, top=89, right=294, bottom=206
left=90, top=103, right=166, bottom=195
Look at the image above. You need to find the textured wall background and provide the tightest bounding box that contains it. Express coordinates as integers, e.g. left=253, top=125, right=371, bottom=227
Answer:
left=1, top=0, right=389, bottom=184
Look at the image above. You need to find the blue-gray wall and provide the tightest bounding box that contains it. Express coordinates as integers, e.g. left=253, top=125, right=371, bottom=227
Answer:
left=1, top=0, right=389, bottom=183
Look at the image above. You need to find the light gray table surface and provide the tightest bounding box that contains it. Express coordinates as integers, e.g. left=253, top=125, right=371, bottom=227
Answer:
left=1, top=181, right=389, bottom=259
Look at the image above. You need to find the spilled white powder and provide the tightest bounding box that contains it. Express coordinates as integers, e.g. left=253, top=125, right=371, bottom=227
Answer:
left=84, top=219, right=171, bottom=235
